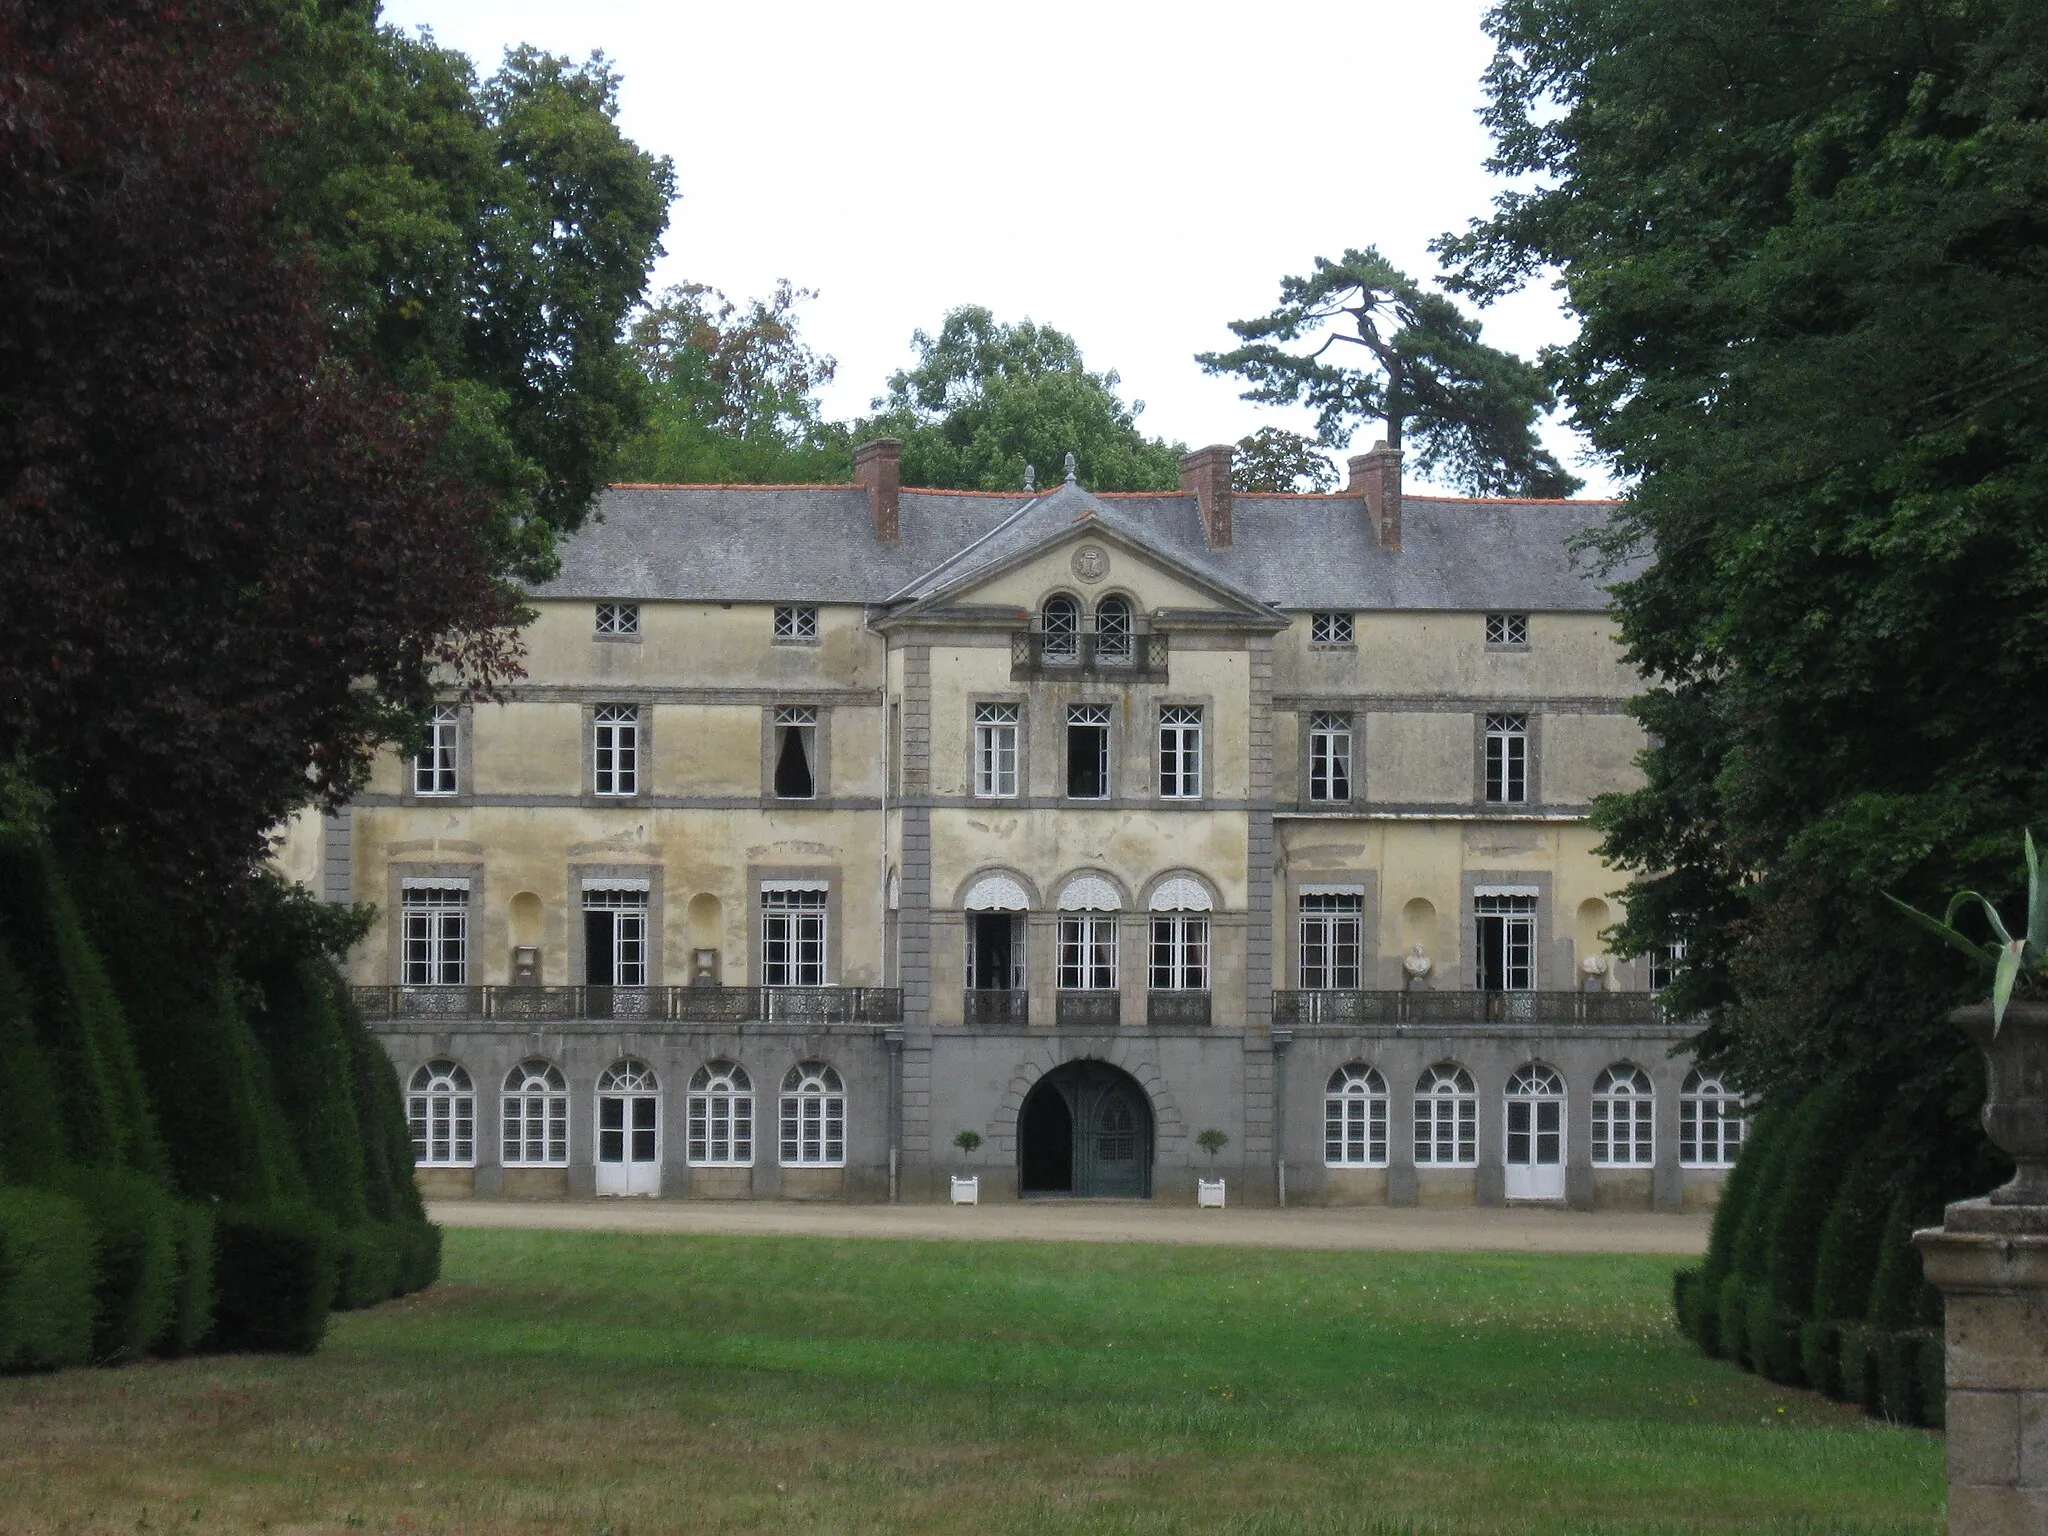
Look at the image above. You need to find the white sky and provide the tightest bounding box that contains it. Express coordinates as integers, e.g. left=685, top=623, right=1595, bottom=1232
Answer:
left=377, top=0, right=1608, bottom=495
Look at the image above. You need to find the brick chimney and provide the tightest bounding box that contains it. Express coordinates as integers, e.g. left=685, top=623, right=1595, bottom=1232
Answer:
left=854, top=438, right=902, bottom=544
left=1180, top=443, right=1234, bottom=548
left=1347, top=440, right=1403, bottom=553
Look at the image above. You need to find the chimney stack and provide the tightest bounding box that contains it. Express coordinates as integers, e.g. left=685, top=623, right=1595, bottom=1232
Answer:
left=1180, top=443, right=1234, bottom=548
left=854, top=438, right=902, bottom=544
left=1347, top=440, right=1403, bottom=552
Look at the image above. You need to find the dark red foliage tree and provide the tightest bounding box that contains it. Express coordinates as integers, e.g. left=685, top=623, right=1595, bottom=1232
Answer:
left=0, top=0, right=520, bottom=905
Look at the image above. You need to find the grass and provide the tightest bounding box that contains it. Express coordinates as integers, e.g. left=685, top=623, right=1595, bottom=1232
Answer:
left=0, top=1229, right=1938, bottom=1535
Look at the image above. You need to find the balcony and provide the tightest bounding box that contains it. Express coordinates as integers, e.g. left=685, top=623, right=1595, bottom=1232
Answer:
left=1054, top=990, right=1121, bottom=1028
left=962, top=989, right=1030, bottom=1027
left=1271, top=989, right=1671, bottom=1027
left=1146, top=990, right=1212, bottom=1027
left=352, top=984, right=904, bottom=1025
left=1011, top=630, right=1168, bottom=682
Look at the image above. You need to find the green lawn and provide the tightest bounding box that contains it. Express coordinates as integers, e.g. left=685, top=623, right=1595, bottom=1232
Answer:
left=0, top=1229, right=1937, bottom=1534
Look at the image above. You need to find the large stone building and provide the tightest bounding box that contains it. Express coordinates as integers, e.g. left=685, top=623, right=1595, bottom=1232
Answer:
left=280, top=439, right=1743, bottom=1208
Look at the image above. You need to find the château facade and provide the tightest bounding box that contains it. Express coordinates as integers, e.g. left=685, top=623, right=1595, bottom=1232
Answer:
left=280, top=439, right=1742, bottom=1208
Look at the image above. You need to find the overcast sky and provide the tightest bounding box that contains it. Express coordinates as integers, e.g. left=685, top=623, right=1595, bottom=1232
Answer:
left=378, top=0, right=1607, bottom=494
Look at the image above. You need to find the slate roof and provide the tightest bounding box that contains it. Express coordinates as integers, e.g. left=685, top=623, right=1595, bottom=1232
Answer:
left=537, top=480, right=1629, bottom=613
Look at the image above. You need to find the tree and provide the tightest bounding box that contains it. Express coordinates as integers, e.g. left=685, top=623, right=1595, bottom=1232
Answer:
left=1199, top=248, right=1579, bottom=497
left=1442, top=0, right=2048, bottom=1162
left=614, top=281, right=853, bottom=485
left=865, top=307, right=1184, bottom=491
left=0, top=0, right=519, bottom=903
left=1231, top=428, right=1338, bottom=493
left=261, top=5, right=676, bottom=579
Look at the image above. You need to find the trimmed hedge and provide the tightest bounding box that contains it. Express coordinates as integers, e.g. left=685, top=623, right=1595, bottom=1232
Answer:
left=335, top=1224, right=402, bottom=1311
left=1809, top=1139, right=1893, bottom=1326
left=54, top=1165, right=179, bottom=1361
left=1799, top=1319, right=1842, bottom=1400
left=1763, top=1079, right=1872, bottom=1321
left=207, top=1202, right=337, bottom=1354
left=0, top=1188, right=95, bottom=1371
left=162, top=1202, right=215, bottom=1356
left=396, top=1220, right=441, bottom=1296
left=0, top=940, right=66, bottom=1187
left=1868, top=1184, right=1941, bottom=1331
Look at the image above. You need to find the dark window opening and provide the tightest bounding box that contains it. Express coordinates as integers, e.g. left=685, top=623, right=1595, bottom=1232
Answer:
left=1067, top=706, right=1109, bottom=798
left=774, top=706, right=817, bottom=799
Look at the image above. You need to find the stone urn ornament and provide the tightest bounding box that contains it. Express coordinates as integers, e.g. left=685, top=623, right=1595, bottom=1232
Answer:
left=1887, top=830, right=2048, bottom=1204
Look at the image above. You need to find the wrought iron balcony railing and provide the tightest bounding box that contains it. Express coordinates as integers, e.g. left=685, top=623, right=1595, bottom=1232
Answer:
left=1054, top=990, right=1122, bottom=1028
left=1271, top=989, right=1673, bottom=1027
left=962, top=989, right=1030, bottom=1027
left=1146, top=990, right=1212, bottom=1027
left=1010, top=631, right=1168, bottom=682
left=351, top=984, right=904, bottom=1025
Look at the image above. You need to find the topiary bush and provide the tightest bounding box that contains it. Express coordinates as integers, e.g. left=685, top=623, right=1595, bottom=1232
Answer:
left=395, top=1220, right=441, bottom=1296
left=0, top=941, right=66, bottom=1188
left=1745, top=1283, right=1805, bottom=1386
left=1808, top=1138, right=1894, bottom=1329
left=0, top=1187, right=95, bottom=1371
left=1763, top=1078, right=1873, bottom=1327
left=207, top=1202, right=337, bottom=1354
left=1877, top=1329, right=1932, bottom=1425
left=53, top=1165, right=179, bottom=1361
left=1867, top=1184, right=1941, bottom=1331
left=160, top=1201, right=214, bottom=1355
left=335, top=1224, right=403, bottom=1311
left=1837, top=1323, right=1879, bottom=1411
left=1799, top=1319, right=1843, bottom=1399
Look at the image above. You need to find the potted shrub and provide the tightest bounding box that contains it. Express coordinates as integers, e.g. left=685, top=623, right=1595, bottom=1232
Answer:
left=1886, top=832, right=2048, bottom=1205
left=950, top=1130, right=982, bottom=1205
left=1195, top=1129, right=1229, bottom=1208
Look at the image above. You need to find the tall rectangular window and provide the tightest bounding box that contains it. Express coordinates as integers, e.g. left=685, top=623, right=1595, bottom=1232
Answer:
left=595, top=602, right=639, bottom=635
left=401, top=886, right=468, bottom=985
left=413, top=705, right=459, bottom=796
left=974, top=703, right=1019, bottom=798
left=1475, top=892, right=1537, bottom=990
left=1067, top=704, right=1110, bottom=798
left=583, top=887, right=649, bottom=986
left=774, top=605, right=818, bottom=642
left=1484, top=712, right=1528, bottom=803
left=762, top=887, right=827, bottom=986
left=1308, top=712, right=1352, bottom=802
left=1158, top=706, right=1203, bottom=798
left=773, top=706, right=818, bottom=798
left=593, top=705, right=638, bottom=796
left=1298, top=892, right=1363, bottom=990
left=1310, top=611, right=1354, bottom=646
left=1485, top=613, right=1529, bottom=646
left=1148, top=916, right=1209, bottom=991
left=1057, top=916, right=1118, bottom=990
left=1648, top=941, right=1686, bottom=993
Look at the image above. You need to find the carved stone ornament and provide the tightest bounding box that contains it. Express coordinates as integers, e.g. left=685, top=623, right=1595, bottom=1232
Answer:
left=1952, top=999, right=2048, bottom=1205
left=1401, top=944, right=1433, bottom=979
left=1071, top=545, right=1109, bottom=583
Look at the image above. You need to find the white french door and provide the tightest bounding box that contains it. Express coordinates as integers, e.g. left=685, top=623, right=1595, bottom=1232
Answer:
left=595, top=1058, right=661, bottom=1196
left=1505, top=1064, right=1566, bottom=1200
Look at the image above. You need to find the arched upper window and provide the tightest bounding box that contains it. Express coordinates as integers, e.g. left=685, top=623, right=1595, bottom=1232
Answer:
left=1680, top=1069, right=1744, bottom=1167
left=1507, top=1063, right=1565, bottom=1099
left=1041, top=594, right=1081, bottom=661
left=688, top=1060, right=753, bottom=1167
left=1592, top=1064, right=1654, bottom=1167
left=409, top=1059, right=474, bottom=1167
left=1414, top=1063, right=1477, bottom=1167
left=1095, top=594, right=1133, bottom=660
left=1325, top=1064, right=1388, bottom=1167
left=780, top=1062, right=846, bottom=1167
left=502, top=1059, right=568, bottom=1167
left=597, top=1058, right=658, bottom=1095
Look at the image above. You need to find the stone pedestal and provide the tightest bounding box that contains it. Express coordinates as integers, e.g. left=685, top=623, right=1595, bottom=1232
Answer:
left=1916, top=1200, right=2048, bottom=1534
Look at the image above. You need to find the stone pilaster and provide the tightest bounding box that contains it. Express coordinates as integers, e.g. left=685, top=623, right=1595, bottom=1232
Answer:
left=897, top=646, right=934, bottom=1164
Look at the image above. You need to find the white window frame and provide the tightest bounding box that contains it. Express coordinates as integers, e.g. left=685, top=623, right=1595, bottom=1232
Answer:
left=1474, top=891, right=1537, bottom=991
left=1158, top=706, right=1203, bottom=799
left=414, top=705, right=459, bottom=796
left=409, top=1059, right=475, bottom=1166
left=1057, top=915, right=1118, bottom=991
left=1066, top=703, right=1111, bottom=799
left=583, top=886, right=649, bottom=987
left=974, top=703, right=1020, bottom=799
left=1680, top=1070, right=1745, bottom=1167
left=594, top=704, right=639, bottom=797
left=1309, top=712, right=1352, bottom=802
left=1041, top=595, right=1081, bottom=661
left=772, top=705, right=819, bottom=800
left=1309, top=611, right=1354, bottom=646
left=779, top=1062, right=846, bottom=1167
left=1485, top=712, right=1529, bottom=804
left=401, top=886, right=468, bottom=986
left=1094, top=595, right=1134, bottom=660
left=687, top=1061, right=754, bottom=1167
left=1415, top=1063, right=1478, bottom=1167
left=595, top=602, right=640, bottom=636
left=773, top=604, right=819, bottom=642
left=501, top=1060, right=568, bottom=1167
left=1649, top=941, right=1687, bottom=993
left=762, top=887, right=828, bottom=986
left=1485, top=612, right=1530, bottom=646
left=1148, top=914, right=1209, bottom=991
left=1325, top=1064, right=1389, bottom=1167
left=1298, top=892, right=1363, bottom=990
left=1592, top=1064, right=1655, bottom=1167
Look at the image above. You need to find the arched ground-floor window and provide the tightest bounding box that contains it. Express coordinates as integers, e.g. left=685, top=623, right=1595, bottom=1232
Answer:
left=409, top=1059, right=474, bottom=1166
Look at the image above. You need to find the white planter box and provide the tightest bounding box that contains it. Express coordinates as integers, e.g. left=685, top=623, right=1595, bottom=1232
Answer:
left=950, top=1175, right=980, bottom=1205
left=1197, top=1178, right=1226, bottom=1209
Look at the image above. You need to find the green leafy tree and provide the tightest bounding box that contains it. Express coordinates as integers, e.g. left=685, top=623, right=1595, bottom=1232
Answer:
left=615, top=281, right=853, bottom=484
left=1199, top=248, right=1579, bottom=497
left=1232, top=428, right=1337, bottom=493
left=1442, top=0, right=2048, bottom=1179
left=263, top=5, right=676, bottom=578
left=865, top=306, right=1184, bottom=491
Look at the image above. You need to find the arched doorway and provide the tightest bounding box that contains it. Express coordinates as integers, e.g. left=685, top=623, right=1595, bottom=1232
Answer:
left=1017, top=1061, right=1153, bottom=1198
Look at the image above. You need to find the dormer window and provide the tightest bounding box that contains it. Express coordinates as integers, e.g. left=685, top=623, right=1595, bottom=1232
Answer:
left=774, top=605, right=818, bottom=643
left=595, top=602, right=639, bottom=636
left=1310, top=611, right=1353, bottom=647
left=1486, top=613, right=1530, bottom=647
